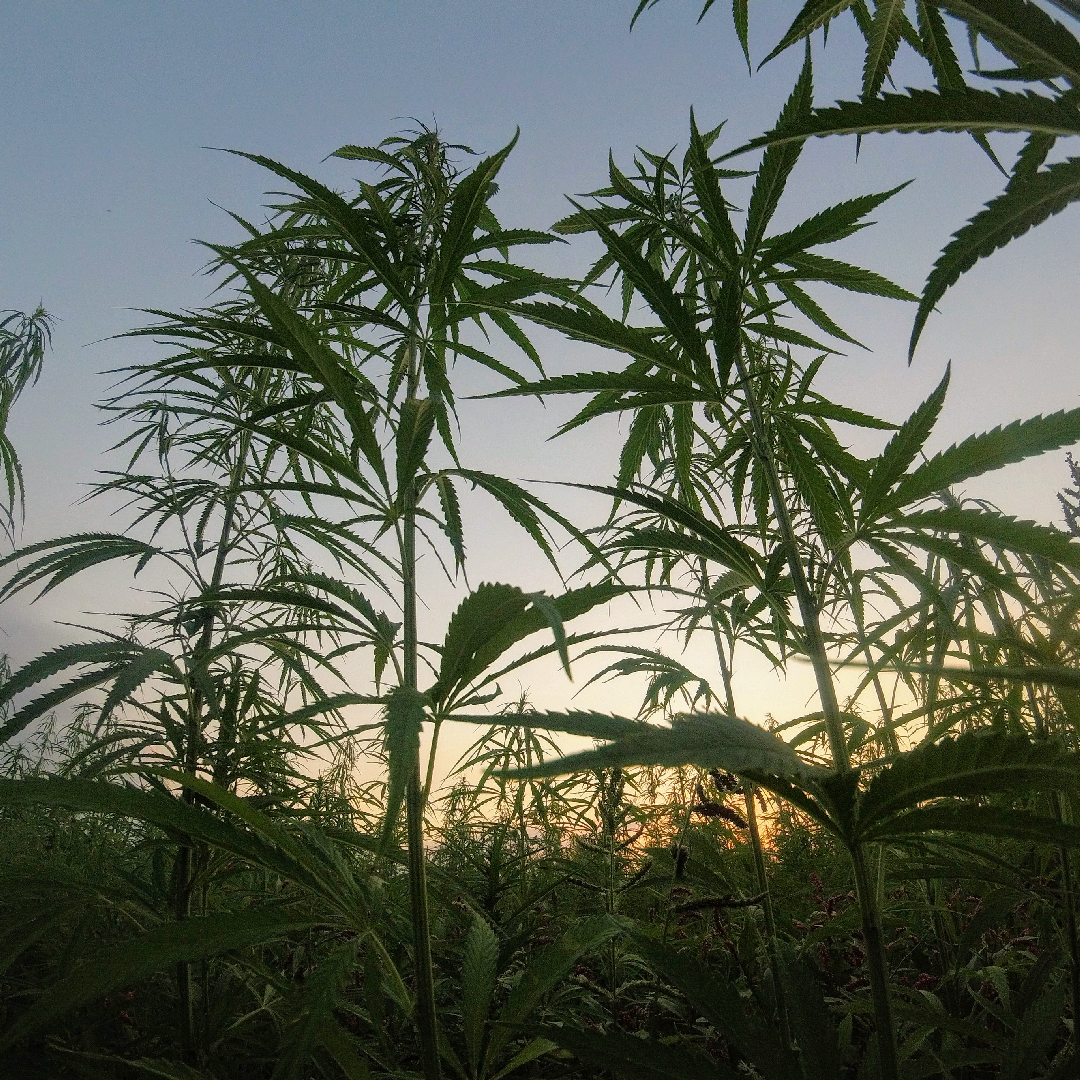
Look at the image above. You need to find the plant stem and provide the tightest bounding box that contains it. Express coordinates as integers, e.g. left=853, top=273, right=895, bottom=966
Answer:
left=730, top=348, right=849, bottom=770
left=703, top=573, right=789, bottom=1047
left=851, top=842, right=899, bottom=1080
left=174, top=448, right=247, bottom=1065
left=731, top=347, right=899, bottom=1077
left=402, top=447, right=441, bottom=1080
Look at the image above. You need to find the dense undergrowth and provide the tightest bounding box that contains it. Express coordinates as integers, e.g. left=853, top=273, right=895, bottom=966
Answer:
left=6, top=2, right=1080, bottom=1077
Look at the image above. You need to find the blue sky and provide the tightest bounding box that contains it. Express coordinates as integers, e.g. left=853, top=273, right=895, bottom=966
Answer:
left=2, top=2, right=1078, bottom=744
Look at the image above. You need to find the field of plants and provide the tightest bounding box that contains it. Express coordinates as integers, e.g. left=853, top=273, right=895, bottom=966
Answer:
left=4, top=2, right=1080, bottom=1078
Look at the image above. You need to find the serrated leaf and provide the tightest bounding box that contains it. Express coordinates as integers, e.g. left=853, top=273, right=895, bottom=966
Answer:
left=396, top=396, right=435, bottom=499
left=857, top=731, right=1080, bottom=837
left=725, top=88, right=1080, bottom=158
left=861, top=364, right=950, bottom=521
left=911, top=156, right=1080, bottom=357
left=0, top=910, right=319, bottom=1054
left=745, top=47, right=814, bottom=260
left=487, top=916, right=623, bottom=1063
left=507, top=712, right=823, bottom=783
left=893, top=404, right=1080, bottom=505
left=761, top=0, right=859, bottom=67
left=380, top=686, right=426, bottom=848
left=938, top=0, right=1080, bottom=85
left=461, top=915, right=499, bottom=1074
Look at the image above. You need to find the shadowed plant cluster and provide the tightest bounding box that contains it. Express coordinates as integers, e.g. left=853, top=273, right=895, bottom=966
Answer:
left=5, top=4, right=1080, bottom=1078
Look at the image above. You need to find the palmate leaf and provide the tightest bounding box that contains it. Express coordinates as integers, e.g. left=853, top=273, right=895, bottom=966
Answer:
left=395, top=396, right=435, bottom=500
left=432, top=130, right=520, bottom=299
left=220, top=257, right=390, bottom=488
left=504, top=301, right=695, bottom=379
left=761, top=183, right=913, bottom=269
left=461, top=915, right=499, bottom=1075
left=0, top=533, right=161, bottom=602
left=860, top=364, right=950, bottom=521
left=220, top=149, right=414, bottom=313
left=937, top=0, right=1080, bottom=85
left=774, top=251, right=918, bottom=300
left=581, top=482, right=766, bottom=584
left=892, top=507, right=1080, bottom=570
left=725, top=88, right=1080, bottom=159
left=760, top=0, right=859, bottom=67
left=744, top=46, right=814, bottom=260
left=867, top=803, right=1080, bottom=847
left=864, top=0, right=909, bottom=100
left=911, top=156, right=1080, bottom=357
left=483, top=369, right=719, bottom=406
left=778, top=952, right=842, bottom=1080
left=0, top=642, right=180, bottom=747
left=631, top=934, right=799, bottom=1079
left=504, top=711, right=823, bottom=783
left=380, top=686, right=426, bottom=849
left=0, top=909, right=321, bottom=1054
left=892, top=404, right=1080, bottom=506
left=855, top=731, right=1080, bottom=838
left=450, top=708, right=640, bottom=742
left=431, top=581, right=627, bottom=711
left=568, top=202, right=708, bottom=363
left=0, top=774, right=352, bottom=911
left=486, top=915, right=623, bottom=1064
left=272, top=941, right=364, bottom=1080
left=451, top=468, right=607, bottom=573
left=151, top=769, right=374, bottom=916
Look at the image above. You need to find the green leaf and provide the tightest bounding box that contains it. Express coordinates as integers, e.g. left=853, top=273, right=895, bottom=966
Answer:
left=433, top=130, right=520, bottom=298
left=220, top=257, right=389, bottom=488
left=461, top=915, right=499, bottom=1075
left=0, top=533, right=160, bottom=602
left=506, top=301, right=695, bottom=378
left=380, top=686, right=427, bottom=848
left=506, top=712, right=823, bottom=783
left=0, top=910, right=320, bottom=1054
left=775, top=251, right=919, bottom=299
left=911, top=156, right=1080, bottom=357
left=863, top=0, right=908, bottom=99
left=759, top=183, right=910, bottom=268
left=857, top=732, right=1080, bottom=838
left=432, top=582, right=626, bottom=710
left=529, top=1024, right=732, bottom=1080
left=861, top=364, right=950, bottom=521
left=273, top=942, right=362, bottom=1080
left=894, top=404, right=1080, bottom=506
left=631, top=934, right=799, bottom=1079
left=868, top=803, right=1080, bottom=846
left=778, top=952, right=842, bottom=1080
left=745, top=47, right=814, bottom=261
left=937, top=0, right=1080, bottom=85
left=893, top=507, right=1080, bottom=570
left=570, top=202, right=708, bottom=363
left=725, top=88, right=1080, bottom=158
left=487, top=915, right=623, bottom=1063
left=452, top=708, right=640, bottom=742
left=219, top=150, right=414, bottom=313
left=396, top=396, right=435, bottom=499
left=761, top=0, right=859, bottom=67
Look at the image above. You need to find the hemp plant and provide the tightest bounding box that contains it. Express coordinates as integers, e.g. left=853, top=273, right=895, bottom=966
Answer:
left=464, top=60, right=1080, bottom=1075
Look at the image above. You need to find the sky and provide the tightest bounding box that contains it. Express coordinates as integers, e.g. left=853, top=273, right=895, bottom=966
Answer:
left=2, top=2, right=1078, bottom=780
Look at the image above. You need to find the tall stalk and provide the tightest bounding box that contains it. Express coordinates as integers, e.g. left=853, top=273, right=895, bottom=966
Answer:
left=401, top=335, right=441, bottom=1079
left=703, top=564, right=789, bottom=1046
left=173, top=440, right=248, bottom=1064
left=731, top=346, right=899, bottom=1080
